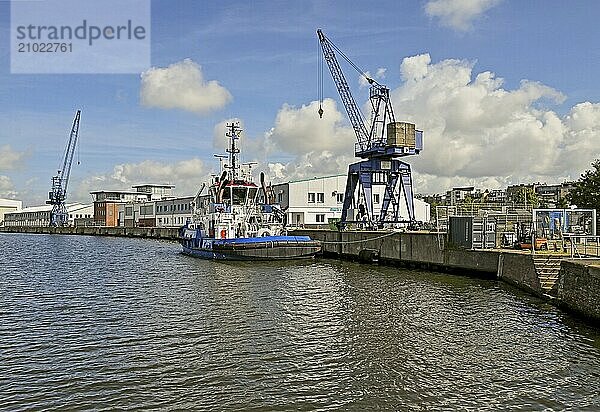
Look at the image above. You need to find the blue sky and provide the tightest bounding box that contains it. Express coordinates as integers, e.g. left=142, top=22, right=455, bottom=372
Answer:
left=1, top=0, right=600, bottom=205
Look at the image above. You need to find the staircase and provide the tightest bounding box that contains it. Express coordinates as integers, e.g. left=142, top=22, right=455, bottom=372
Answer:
left=533, top=256, right=563, bottom=292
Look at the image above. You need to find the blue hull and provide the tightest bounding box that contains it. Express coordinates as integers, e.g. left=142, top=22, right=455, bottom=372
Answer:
left=180, top=235, right=322, bottom=261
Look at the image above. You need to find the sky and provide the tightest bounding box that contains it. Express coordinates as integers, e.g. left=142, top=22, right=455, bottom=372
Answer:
left=1, top=0, right=600, bottom=206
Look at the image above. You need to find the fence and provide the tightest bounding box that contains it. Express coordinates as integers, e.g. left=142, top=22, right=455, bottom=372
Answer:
left=562, top=235, right=600, bottom=259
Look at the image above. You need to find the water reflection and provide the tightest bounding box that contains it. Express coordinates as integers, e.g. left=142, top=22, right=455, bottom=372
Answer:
left=0, top=234, right=598, bottom=410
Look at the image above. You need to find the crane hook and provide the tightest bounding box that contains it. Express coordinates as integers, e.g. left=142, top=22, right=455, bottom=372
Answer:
left=318, top=105, right=324, bottom=118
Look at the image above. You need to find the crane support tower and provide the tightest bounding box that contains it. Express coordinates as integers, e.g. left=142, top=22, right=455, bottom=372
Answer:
left=47, top=110, right=81, bottom=227
left=317, top=29, right=423, bottom=228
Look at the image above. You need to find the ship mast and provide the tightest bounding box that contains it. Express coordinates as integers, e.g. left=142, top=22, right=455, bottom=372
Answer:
left=225, top=122, right=242, bottom=181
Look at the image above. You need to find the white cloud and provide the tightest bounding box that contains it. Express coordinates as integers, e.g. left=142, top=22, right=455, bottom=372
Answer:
left=390, top=53, right=599, bottom=193
left=140, top=59, right=232, bottom=114
left=425, top=0, right=502, bottom=31
left=359, top=73, right=371, bottom=89
left=261, top=99, right=356, bottom=182
left=259, top=53, right=600, bottom=195
left=358, top=68, right=386, bottom=89
left=268, top=150, right=353, bottom=182
left=0, top=145, right=28, bottom=171
left=266, top=98, right=355, bottom=155
left=0, top=175, right=18, bottom=199
left=74, top=158, right=209, bottom=202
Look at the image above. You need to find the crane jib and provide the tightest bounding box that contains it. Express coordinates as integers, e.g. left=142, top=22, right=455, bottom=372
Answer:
left=48, top=110, right=81, bottom=227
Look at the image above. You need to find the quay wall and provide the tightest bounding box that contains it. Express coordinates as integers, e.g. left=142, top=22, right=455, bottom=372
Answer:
left=292, top=229, right=600, bottom=324
left=292, top=229, right=499, bottom=276
left=496, top=253, right=542, bottom=297
left=0, top=225, right=180, bottom=240
left=558, top=260, right=600, bottom=322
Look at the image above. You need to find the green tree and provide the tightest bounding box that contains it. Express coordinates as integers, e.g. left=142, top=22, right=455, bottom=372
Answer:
left=568, top=159, right=600, bottom=210
left=557, top=197, right=569, bottom=209
left=513, top=187, right=539, bottom=208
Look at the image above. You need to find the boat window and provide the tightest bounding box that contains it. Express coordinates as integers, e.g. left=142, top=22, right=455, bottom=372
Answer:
left=221, top=187, right=231, bottom=202
left=232, top=187, right=247, bottom=205
left=248, top=188, right=258, bottom=202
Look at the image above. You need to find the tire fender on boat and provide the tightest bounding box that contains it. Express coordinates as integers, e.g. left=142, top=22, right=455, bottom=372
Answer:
left=257, top=228, right=272, bottom=237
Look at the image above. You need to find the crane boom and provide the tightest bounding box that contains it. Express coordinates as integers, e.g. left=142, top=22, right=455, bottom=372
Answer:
left=47, top=110, right=81, bottom=227
left=317, top=29, right=369, bottom=152
left=61, top=110, right=81, bottom=197
left=317, top=29, right=398, bottom=158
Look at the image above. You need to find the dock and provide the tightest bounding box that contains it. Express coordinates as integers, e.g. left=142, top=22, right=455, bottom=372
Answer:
left=290, top=229, right=600, bottom=325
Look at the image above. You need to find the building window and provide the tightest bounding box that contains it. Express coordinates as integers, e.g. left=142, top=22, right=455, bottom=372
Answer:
left=374, top=194, right=380, bottom=204
left=316, top=193, right=324, bottom=203
left=337, top=193, right=344, bottom=203
left=316, top=214, right=325, bottom=223
left=308, top=193, right=315, bottom=203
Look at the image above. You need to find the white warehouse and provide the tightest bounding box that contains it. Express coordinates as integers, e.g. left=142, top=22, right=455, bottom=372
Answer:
left=3, top=203, right=93, bottom=227
left=271, top=175, right=430, bottom=228
left=0, top=198, right=22, bottom=226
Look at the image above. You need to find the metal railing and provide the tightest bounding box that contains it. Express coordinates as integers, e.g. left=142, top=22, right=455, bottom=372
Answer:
left=562, top=235, right=600, bottom=259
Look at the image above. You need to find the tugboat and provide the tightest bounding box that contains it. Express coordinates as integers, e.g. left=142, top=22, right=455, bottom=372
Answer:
left=179, top=122, right=321, bottom=260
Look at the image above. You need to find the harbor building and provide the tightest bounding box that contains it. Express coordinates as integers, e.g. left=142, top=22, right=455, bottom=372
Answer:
left=272, top=175, right=430, bottom=228
left=506, top=182, right=575, bottom=208
left=91, top=190, right=149, bottom=227
left=91, top=177, right=433, bottom=229
left=155, top=196, right=194, bottom=227
left=131, top=184, right=175, bottom=200
left=535, top=182, right=575, bottom=208
left=0, top=198, right=22, bottom=226
left=91, top=184, right=175, bottom=227
left=118, top=196, right=194, bottom=228
left=446, top=187, right=483, bottom=206
left=3, top=203, right=93, bottom=227
left=486, top=189, right=507, bottom=203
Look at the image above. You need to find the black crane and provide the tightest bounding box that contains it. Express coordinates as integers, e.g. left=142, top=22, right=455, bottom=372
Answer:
left=317, top=29, right=423, bottom=228
left=47, top=110, right=81, bottom=227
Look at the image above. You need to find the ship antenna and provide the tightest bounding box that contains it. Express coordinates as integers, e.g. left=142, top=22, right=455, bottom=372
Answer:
left=226, top=122, right=241, bottom=180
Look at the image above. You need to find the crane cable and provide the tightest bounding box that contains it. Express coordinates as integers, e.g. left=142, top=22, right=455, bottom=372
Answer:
left=317, top=38, right=323, bottom=117
left=326, top=35, right=372, bottom=83
left=317, top=31, right=376, bottom=119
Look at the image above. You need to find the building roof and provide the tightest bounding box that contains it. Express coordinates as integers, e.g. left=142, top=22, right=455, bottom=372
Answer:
left=6, top=203, right=92, bottom=214
left=281, top=174, right=346, bottom=184
left=131, top=184, right=175, bottom=188
left=0, top=199, right=22, bottom=208
left=89, top=190, right=141, bottom=195
left=155, top=195, right=195, bottom=202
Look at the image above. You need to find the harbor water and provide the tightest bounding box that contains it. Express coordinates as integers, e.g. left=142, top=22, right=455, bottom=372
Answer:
left=1, top=233, right=599, bottom=410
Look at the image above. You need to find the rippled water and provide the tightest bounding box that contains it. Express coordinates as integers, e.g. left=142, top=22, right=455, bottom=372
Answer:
left=1, top=233, right=599, bottom=411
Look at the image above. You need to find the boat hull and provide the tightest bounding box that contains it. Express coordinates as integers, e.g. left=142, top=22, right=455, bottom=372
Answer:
left=181, top=235, right=322, bottom=261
